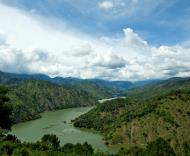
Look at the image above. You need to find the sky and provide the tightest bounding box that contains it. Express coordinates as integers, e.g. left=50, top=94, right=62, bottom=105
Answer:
left=0, top=0, right=190, bottom=81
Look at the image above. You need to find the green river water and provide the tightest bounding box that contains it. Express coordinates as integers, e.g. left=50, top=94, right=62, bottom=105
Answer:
left=11, top=106, right=116, bottom=153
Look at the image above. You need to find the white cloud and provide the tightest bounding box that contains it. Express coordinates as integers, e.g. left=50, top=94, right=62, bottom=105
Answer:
left=0, top=3, right=190, bottom=81
left=87, top=50, right=127, bottom=69
left=123, top=28, right=147, bottom=46
left=98, top=1, right=114, bottom=9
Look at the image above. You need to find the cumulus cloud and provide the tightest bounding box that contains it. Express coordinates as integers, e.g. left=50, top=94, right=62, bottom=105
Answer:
left=98, top=1, right=114, bottom=9
left=87, top=51, right=127, bottom=69
left=123, top=28, right=147, bottom=46
left=0, top=3, right=190, bottom=81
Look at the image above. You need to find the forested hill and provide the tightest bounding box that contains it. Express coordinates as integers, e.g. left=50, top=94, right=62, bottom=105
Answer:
left=73, top=78, right=190, bottom=155
left=7, top=80, right=99, bottom=123
left=0, top=71, right=132, bottom=94
left=125, top=77, right=190, bottom=100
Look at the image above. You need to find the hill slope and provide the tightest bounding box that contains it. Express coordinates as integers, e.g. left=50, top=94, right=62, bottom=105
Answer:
left=126, top=77, right=190, bottom=100
left=73, top=79, right=190, bottom=154
left=7, top=80, right=98, bottom=123
left=0, top=71, right=132, bottom=95
left=0, top=71, right=133, bottom=123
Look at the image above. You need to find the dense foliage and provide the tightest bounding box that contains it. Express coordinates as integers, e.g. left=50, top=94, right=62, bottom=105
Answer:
left=0, top=86, right=12, bottom=129
left=0, top=133, right=178, bottom=156
left=0, top=133, right=97, bottom=156
left=117, top=137, right=176, bottom=156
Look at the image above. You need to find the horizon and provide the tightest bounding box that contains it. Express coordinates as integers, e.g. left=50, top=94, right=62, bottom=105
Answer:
left=0, top=0, right=190, bottom=81
left=1, top=69, right=189, bottom=83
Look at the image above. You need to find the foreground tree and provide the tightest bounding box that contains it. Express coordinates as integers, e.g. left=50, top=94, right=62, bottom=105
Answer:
left=0, top=86, right=12, bottom=130
left=41, top=134, right=60, bottom=149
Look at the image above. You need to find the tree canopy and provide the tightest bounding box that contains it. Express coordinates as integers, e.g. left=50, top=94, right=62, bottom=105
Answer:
left=0, top=86, right=12, bottom=130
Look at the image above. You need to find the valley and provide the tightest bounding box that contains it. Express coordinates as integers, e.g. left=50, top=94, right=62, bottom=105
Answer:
left=0, top=71, right=190, bottom=155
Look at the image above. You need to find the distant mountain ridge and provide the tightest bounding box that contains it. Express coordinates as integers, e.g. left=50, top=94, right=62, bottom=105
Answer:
left=0, top=70, right=132, bottom=92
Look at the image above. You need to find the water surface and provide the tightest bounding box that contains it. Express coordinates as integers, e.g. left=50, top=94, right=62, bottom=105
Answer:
left=11, top=107, right=115, bottom=152
left=98, top=96, right=126, bottom=103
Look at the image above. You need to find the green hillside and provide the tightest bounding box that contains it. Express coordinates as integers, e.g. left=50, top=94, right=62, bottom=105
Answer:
left=0, top=71, right=132, bottom=123
left=74, top=87, right=190, bottom=155
left=0, top=71, right=131, bottom=97
left=6, top=80, right=100, bottom=123
left=71, top=81, right=119, bottom=100
left=126, top=77, right=190, bottom=100
left=0, top=85, right=179, bottom=156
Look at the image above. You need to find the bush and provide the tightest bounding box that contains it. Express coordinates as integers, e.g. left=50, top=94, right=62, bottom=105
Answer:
left=41, top=134, right=60, bottom=149
left=144, top=138, right=176, bottom=156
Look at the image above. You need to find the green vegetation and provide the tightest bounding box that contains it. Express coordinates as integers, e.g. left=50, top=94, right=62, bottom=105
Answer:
left=1, top=75, right=190, bottom=155
left=0, top=70, right=131, bottom=99
left=125, top=77, right=190, bottom=100
left=117, top=137, right=176, bottom=156
left=7, top=80, right=100, bottom=123
left=1, top=71, right=190, bottom=155
left=0, top=86, right=12, bottom=130
left=0, top=71, right=129, bottom=124
left=0, top=133, right=179, bottom=156
left=0, top=133, right=97, bottom=156
left=74, top=86, right=190, bottom=154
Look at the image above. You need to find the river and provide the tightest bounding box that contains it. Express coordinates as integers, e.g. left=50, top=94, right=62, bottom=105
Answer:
left=11, top=106, right=116, bottom=153
left=98, top=96, right=126, bottom=103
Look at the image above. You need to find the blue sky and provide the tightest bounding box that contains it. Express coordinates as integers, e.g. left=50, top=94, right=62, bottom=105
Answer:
left=0, top=0, right=190, bottom=81
left=1, top=0, right=190, bottom=45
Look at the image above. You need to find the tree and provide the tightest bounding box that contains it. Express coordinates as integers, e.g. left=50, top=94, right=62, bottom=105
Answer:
left=0, top=141, right=16, bottom=156
left=41, top=134, right=60, bottom=149
left=0, top=86, right=12, bottom=129
left=82, top=142, right=94, bottom=155
left=61, top=143, right=74, bottom=153
left=3, top=134, right=20, bottom=143
left=144, top=137, right=176, bottom=156
left=118, top=146, right=144, bottom=156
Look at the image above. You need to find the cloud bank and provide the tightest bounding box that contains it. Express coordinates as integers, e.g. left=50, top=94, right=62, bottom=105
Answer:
left=0, top=3, right=190, bottom=81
